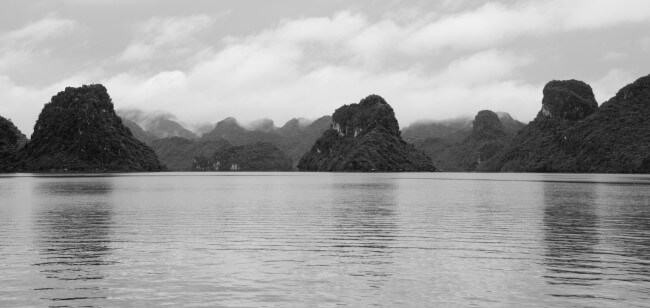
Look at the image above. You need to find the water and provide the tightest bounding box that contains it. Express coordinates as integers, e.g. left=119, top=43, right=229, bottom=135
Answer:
left=1, top=172, right=649, bottom=307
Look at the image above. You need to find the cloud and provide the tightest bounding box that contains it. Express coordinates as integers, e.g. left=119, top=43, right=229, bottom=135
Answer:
left=118, top=14, right=218, bottom=62
left=0, top=16, right=78, bottom=71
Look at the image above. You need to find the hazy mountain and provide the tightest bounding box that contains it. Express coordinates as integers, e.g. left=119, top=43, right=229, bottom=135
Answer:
left=150, top=137, right=231, bottom=171
left=117, top=109, right=198, bottom=140
left=193, top=142, right=292, bottom=171
left=298, top=95, right=436, bottom=172
left=414, top=110, right=518, bottom=171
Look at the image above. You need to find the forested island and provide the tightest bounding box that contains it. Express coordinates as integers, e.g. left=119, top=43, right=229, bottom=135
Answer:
left=1, top=73, right=649, bottom=173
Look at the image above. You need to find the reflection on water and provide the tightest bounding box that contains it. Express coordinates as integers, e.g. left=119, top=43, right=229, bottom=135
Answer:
left=34, top=179, right=115, bottom=305
left=1, top=173, right=650, bottom=307
left=331, top=181, right=397, bottom=281
left=542, top=182, right=603, bottom=291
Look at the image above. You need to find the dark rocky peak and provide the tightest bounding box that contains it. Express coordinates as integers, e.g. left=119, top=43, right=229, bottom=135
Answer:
left=16, top=84, right=164, bottom=171
left=331, top=94, right=399, bottom=138
left=0, top=115, right=27, bottom=152
left=249, top=118, right=276, bottom=132
left=538, top=80, right=597, bottom=121
left=471, top=110, right=506, bottom=140
left=608, top=73, right=650, bottom=102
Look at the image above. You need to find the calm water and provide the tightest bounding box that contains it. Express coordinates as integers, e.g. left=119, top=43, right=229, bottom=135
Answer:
left=1, top=173, right=649, bottom=307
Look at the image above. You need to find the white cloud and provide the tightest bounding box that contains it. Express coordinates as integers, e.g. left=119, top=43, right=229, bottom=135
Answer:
left=118, top=14, right=218, bottom=62
left=2, top=16, right=77, bottom=45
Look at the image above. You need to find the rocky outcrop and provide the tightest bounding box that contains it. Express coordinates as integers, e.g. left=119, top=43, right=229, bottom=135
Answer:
left=13, top=84, right=165, bottom=172
left=538, top=80, right=598, bottom=121
left=193, top=142, right=292, bottom=171
left=0, top=116, right=27, bottom=172
left=489, top=75, right=650, bottom=173
left=298, top=95, right=436, bottom=172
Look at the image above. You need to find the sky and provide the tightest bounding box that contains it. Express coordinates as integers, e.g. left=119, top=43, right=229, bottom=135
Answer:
left=0, top=0, right=649, bottom=135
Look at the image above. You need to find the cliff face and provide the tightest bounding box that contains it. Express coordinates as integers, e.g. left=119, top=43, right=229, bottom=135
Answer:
left=298, top=95, right=436, bottom=172
left=14, top=84, right=165, bottom=172
left=490, top=75, right=650, bottom=173
left=192, top=142, right=292, bottom=171
left=0, top=116, right=27, bottom=172
left=415, top=110, right=519, bottom=171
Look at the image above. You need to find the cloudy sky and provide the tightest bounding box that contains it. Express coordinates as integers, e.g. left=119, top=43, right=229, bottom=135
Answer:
left=1, top=0, right=649, bottom=135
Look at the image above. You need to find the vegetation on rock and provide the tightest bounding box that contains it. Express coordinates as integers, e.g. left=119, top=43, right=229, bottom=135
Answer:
left=150, top=137, right=231, bottom=171
left=414, top=110, right=522, bottom=171
left=0, top=116, right=27, bottom=172
left=12, top=84, right=165, bottom=172
left=489, top=75, right=650, bottom=173
left=298, top=95, right=436, bottom=172
left=192, top=142, right=292, bottom=171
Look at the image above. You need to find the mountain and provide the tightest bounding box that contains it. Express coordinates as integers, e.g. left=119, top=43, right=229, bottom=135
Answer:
left=202, top=116, right=331, bottom=169
left=0, top=116, right=27, bottom=171
left=150, top=137, right=231, bottom=171
left=12, top=84, right=165, bottom=172
left=414, top=110, right=521, bottom=171
left=117, top=109, right=198, bottom=140
left=488, top=75, right=650, bottom=173
left=401, top=116, right=473, bottom=142
left=192, top=142, right=292, bottom=171
left=121, top=118, right=157, bottom=145
left=298, top=95, right=437, bottom=172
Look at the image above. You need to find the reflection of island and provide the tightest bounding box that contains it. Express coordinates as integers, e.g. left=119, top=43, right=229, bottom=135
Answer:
left=330, top=180, right=398, bottom=279
left=542, top=182, right=602, bottom=290
left=34, top=179, right=115, bottom=304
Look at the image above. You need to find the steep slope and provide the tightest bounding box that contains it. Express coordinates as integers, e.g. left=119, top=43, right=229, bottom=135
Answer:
left=298, top=95, right=436, bottom=172
left=117, top=109, right=198, bottom=140
left=192, top=142, right=292, bottom=171
left=13, top=84, right=165, bottom=171
left=150, top=137, right=231, bottom=171
left=491, top=75, right=650, bottom=173
left=0, top=116, right=27, bottom=172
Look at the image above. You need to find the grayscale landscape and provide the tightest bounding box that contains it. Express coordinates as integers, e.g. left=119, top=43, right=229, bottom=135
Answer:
left=1, top=0, right=649, bottom=307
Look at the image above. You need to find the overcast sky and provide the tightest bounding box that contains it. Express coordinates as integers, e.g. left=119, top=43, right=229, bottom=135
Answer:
left=1, top=0, right=649, bottom=135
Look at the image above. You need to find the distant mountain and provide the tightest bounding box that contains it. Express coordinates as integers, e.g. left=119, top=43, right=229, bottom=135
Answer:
left=121, top=118, right=157, bottom=145
left=12, top=85, right=165, bottom=172
left=414, top=110, right=521, bottom=171
left=487, top=75, right=650, bottom=173
left=401, top=116, right=473, bottom=142
left=298, top=95, right=436, bottom=172
left=150, top=137, right=231, bottom=171
left=202, top=116, right=331, bottom=169
left=192, top=142, right=292, bottom=171
left=0, top=115, right=27, bottom=172
left=117, top=109, right=198, bottom=140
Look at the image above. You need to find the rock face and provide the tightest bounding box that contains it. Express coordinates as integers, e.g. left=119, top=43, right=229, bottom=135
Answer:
left=539, top=80, right=598, bottom=121
left=298, top=95, right=436, bottom=172
left=192, top=142, right=292, bottom=171
left=414, top=110, right=520, bottom=171
left=150, top=137, right=231, bottom=171
left=0, top=116, right=27, bottom=171
left=490, top=75, right=650, bottom=173
left=14, top=84, right=165, bottom=171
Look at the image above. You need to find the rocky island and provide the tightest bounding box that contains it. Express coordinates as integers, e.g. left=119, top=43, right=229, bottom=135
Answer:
left=298, top=95, right=436, bottom=171
left=489, top=75, right=650, bottom=173
left=12, top=84, right=165, bottom=172
left=0, top=116, right=27, bottom=172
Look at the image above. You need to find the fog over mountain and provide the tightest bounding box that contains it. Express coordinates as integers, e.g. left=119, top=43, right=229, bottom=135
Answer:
left=1, top=0, right=649, bottom=136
